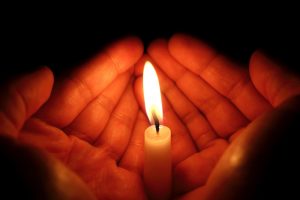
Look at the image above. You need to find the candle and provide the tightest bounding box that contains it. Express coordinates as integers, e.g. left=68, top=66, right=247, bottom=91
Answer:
left=143, top=61, right=172, bottom=200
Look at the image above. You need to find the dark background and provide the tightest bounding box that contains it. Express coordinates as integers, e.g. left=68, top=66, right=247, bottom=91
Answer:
left=0, top=9, right=299, bottom=83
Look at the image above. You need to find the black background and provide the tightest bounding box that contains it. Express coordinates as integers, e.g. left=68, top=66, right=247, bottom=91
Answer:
left=0, top=8, right=299, bottom=84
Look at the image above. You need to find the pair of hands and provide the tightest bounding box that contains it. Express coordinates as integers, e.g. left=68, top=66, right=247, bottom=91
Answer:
left=1, top=34, right=300, bottom=200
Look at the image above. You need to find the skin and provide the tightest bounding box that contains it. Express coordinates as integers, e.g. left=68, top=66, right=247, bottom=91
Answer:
left=141, top=34, right=300, bottom=199
left=0, top=37, right=146, bottom=200
left=1, top=34, right=300, bottom=199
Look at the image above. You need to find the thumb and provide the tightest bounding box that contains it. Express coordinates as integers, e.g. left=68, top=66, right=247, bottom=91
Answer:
left=191, top=96, right=300, bottom=200
left=0, top=67, right=54, bottom=138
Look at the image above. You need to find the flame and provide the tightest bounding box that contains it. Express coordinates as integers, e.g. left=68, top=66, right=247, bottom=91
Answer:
left=143, top=61, right=163, bottom=124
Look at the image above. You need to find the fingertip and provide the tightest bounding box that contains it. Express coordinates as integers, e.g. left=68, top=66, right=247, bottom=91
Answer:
left=169, top=33, right=212, bottom=51
left=169, top=33, right=191, bottom=43
left=105, top=36, right=144, bottom=73
left=249, top=50, right=266, bottom=77
left=249, top=50, right=278, bottom=95
left=250, top=49, right=265, bottom=62
left=168, top=33, right=194, bottom=51
left=249, top=50, right=300, bottom=106
left=168, top=33, right=216, bottom=71
left=29, top=66, right=54, bottom=80
left=16, top=66, right=54, bottom=98
left=37, top=66, right=54, bottom=90
left=134, top=55, right=152, bottom=76
left=127, top=36, right=144, bottom=58
left=30, top=67, right=54, bottom=103
left=250, top=50, right=278, bottom=72
left=115, top=36, right=144, bottom=55
left=1, top=66, right=55, bottom=133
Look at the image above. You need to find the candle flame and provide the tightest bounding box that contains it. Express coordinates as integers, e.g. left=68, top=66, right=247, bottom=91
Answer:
left=143, top=61, right=163, bottom=124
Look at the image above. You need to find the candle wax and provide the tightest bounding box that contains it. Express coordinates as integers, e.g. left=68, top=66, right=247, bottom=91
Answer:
left=144, top=125, right=171, bottom=200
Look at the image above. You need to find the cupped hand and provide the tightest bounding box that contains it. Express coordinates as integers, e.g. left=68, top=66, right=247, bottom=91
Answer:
left=2, top=34, right=300, bottom=200
left=134, top=34, right=300, bottom=199
left=0, top=37, right=147, bottom=200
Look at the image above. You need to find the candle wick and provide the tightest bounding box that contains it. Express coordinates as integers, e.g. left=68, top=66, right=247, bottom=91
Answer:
left=152, top=113, right=160, bottom=133
left=155, top=120, right=160, bottom=133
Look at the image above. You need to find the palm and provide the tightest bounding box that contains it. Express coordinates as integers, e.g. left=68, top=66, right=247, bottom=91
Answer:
left=0, top=37, right=146, bottom=200
left=134, top=35, right=278, bottom=199
left=19, top=113, right=146, bottom=200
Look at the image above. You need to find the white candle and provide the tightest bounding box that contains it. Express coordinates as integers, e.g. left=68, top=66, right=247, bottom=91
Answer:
left=144, top=125, right=171, bottom=199
left=143, top=61, right=172, bottom=200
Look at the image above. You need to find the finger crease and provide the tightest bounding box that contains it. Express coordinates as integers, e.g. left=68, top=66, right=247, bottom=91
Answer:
left=15, top=86, right=28, bottom=116
left=65, top=127, right=95, bottom=144
left=65, top=136, right=77, bottom=164
left=6, top=85, right=28, bottom=129
left=69, top=75, right=94, bottom=103
left=270, top=78, right=292, bottom=106
left=202, top=95, right=224, bottom=114
left=225, top=76, right=250, bottom=102
left=95, top=94, right=115, bottom=115
left=197, top=52, right=220, bottom=76
left=104, top=50, right=120, bottom=75
left=174, top=69, right=190, bottom=84
left=101, top=143, right=120, bottom=161
left=193, top=129, right=216, bottom=150
left=112, top=112, right=134, bottom=127
left=181, top=109, right=199, bottom=126
left=162, top=81, right=177, bottom=97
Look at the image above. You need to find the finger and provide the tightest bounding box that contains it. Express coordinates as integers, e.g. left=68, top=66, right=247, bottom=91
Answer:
left=250, top=51, right=300, bottom=106
left=119, top=111, right=147, bottom=175
left=19, top=117, right=72, bottom=162
left=0, top=67, right=53, bottom=138
left=37, top=37, right=143, bottom=127
left=20, top=117, right=146, bottom=200
left=186, top=96, right=300, bottom=200
left=174, top=139, right=228, bottom=195
left=167, top=34, right=272, bottom=120
left=134, top=77, right=197, bottom=166
left=95, top=83, right=138, bottom=161
left=64, top=70, right=132, bottom=144
left=177, top=187, right=206, bottom=200
left=135, top=55, right=216, bottom=149
left=229, top=127, right=246, bottom=143
left=147, top=40, right=248, bottom=138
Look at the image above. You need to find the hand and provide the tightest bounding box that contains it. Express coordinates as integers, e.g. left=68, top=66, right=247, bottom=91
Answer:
left=134, top=34, right=300, bottom=199
left=0, top=37, right=147, bottom=199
